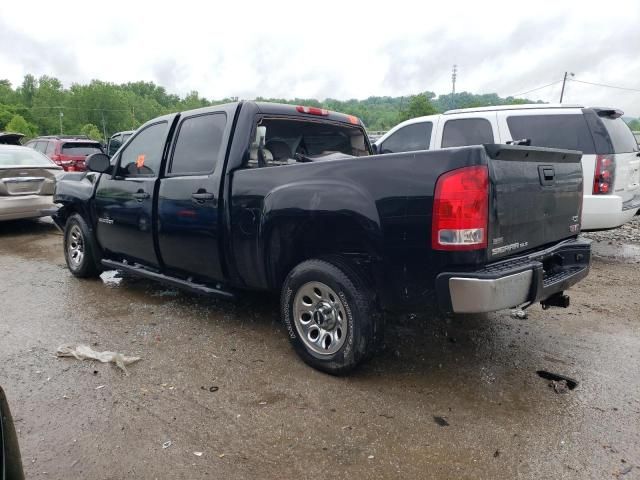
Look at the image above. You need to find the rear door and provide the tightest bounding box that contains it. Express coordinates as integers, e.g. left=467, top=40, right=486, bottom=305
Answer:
left=435, top=113, right=499, bottom=148
left=94, top=118, right=176, bottom=266
left=157, top=111, right=228, bottom=282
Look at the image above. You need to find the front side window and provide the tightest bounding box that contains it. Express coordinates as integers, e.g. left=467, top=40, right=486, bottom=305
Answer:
left=118, top=122, right=167, bottom=177
left=169, top=113, right=226, bottom=175
left=108, top=135, right=123, bottom=156
left=380, top=122, right=432, bottom=154
left=442, top=118, right=494, bottom=148
left=507, top=114, right=596, bottom=154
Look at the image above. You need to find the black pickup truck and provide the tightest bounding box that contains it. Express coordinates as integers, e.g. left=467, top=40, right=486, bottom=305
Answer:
left=53, top=101, right=591, bottom=373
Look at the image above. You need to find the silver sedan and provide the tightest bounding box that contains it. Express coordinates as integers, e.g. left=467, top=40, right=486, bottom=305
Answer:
left=0, top=145, right=62, bottom=221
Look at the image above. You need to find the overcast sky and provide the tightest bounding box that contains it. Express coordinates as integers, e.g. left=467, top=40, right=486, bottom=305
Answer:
left=1, top=0, right=639, bottom=115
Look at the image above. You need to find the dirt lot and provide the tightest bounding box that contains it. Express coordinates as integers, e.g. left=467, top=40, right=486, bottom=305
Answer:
left=1, top=219, right=639, bottom=479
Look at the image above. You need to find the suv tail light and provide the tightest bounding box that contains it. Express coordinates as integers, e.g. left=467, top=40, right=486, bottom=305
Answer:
left=432, top=165, right=489, bottom=251
left=593, top=154, right=615, bottom=195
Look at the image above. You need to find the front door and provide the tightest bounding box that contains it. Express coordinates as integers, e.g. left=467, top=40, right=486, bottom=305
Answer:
left=94, top=119, right=173, bottom=267
left=157, top=111, right=228, bottom=281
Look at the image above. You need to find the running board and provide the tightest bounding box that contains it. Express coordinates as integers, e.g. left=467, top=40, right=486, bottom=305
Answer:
left=101, top=259, right=236, bottom=300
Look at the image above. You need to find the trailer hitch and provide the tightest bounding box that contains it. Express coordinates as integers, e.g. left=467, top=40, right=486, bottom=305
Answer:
left=541, top=292, right=570, bottom=310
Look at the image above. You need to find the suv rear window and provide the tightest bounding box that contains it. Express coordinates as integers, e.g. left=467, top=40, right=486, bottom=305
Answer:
left=62, top=143, right=103, bottom=156
left=442, top=118, right=494, bottom=148
left=507, top=114, right=596, bottom=154
left=600, top=117, right=639, bottom=153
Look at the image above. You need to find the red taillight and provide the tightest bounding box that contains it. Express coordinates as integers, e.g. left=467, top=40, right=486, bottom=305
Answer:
left=593, top=154, right=615, bottom=195
left=296, top=105, right=329, bottom=116
left=432, top=165, right=489, bottom=251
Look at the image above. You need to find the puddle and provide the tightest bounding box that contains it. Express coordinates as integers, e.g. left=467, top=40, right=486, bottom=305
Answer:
left=592, top=242, right=640, bottom=262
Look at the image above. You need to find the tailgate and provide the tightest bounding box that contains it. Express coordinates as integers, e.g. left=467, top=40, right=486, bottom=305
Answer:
left=485, top=145, right=583, bottom=260
left=614, top=151, right=640, bottom=204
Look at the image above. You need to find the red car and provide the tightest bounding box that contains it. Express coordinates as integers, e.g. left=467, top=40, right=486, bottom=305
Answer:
left=24, top=135, right=104, bottom=172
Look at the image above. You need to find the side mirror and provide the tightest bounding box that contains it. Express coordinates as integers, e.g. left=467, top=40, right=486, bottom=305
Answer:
left=1, top=387, right=25, bottom=480
left=371, top=143, right=379, bottom=154
left=86, top=153, right=112, bottom=173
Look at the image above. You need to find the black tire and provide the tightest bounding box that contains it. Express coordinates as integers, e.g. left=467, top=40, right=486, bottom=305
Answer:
left=281, top=257, right=382, bottom=375
left=63, top=213, right=101, bottom=278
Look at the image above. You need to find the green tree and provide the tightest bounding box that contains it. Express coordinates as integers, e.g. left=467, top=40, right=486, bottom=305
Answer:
left=5, top=114, right=38, bottom=138
left=398, top=93, right=438, bottom=123
left=80, top=123, right=103, bottom=142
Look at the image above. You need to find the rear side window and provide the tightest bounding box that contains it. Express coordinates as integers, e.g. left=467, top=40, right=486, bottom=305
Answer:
left=507, top=115, right=596, bottom=154
left=442, top=118, right=493, bottom=148
left=62, top=143, right=103, bottom=156
left=118, top=122, right=167, bottom=177
left=380, top=122, right=432, bottom=153
left=170, top=113, right=226, bottom=175
left=600, top=117, right=639, bottom=153
left=45, top=142, right=55, bottom=155
left=33, top=141, right=47, bottom=153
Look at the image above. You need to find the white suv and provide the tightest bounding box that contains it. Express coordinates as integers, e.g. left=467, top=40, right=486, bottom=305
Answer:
left=374, top=104, right=640, bottom=230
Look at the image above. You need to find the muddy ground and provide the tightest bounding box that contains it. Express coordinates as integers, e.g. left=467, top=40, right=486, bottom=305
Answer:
left=0, top=219, right=639, bottom=479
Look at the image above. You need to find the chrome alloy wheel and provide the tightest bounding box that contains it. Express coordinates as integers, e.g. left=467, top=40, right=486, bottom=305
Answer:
left=293, top=281, right=347, bottom=355
left=67, top=224, right=85, bottom=268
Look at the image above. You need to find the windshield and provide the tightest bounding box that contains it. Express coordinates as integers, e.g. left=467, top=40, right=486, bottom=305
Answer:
left=62, top=143, right=103, bottom=156
left=0, top=147, right=58, bottom=167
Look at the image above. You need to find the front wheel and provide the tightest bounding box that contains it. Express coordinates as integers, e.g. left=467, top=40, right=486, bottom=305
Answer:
left=63, top=214, right=101, bottom=278
left=281, top=258, right=381, bottom=375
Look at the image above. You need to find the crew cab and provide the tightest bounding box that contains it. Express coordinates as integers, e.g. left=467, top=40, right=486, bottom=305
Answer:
left=52, top=102, right=591, bottom=373
left=374, top=104, right=640, bottom=230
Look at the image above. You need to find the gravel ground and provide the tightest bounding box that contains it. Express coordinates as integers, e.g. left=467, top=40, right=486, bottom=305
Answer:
left=583, top=214, right=640, bottom=244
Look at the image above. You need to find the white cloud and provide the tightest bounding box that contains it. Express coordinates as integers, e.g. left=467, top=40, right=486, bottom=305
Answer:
left=1, top=0, right=638, bottom=115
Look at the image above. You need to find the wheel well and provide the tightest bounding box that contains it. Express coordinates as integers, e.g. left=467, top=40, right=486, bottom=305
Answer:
left=266, top=216, right=380, bottom=290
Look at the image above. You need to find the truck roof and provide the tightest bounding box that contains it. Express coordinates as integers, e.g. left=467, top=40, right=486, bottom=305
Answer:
left=179, top=101, right=365, bottom=127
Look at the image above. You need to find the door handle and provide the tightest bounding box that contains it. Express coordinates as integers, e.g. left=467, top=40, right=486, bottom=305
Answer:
left=192, top=192, right=215, bottom=203
left=133, top=190, right=150, bottom=202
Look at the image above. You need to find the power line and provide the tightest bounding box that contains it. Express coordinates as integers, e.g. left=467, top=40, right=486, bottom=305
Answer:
left=509, top=80, right=563, bottom=98
left=569, top=78, right=640, bottom=93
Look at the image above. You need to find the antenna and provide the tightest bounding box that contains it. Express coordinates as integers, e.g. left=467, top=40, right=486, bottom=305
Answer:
left=452, top=65, right=457, bottom=95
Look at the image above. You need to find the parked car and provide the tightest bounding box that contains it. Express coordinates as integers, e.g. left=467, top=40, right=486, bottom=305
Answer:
left=374, top=104, right=640, bottom=231
left=52, top=102, right=591, bottom=373
left=0, top=386, right=25, bottom=480
left=106, top=130, right=135, bottom=157
left=24, top=135, right=104, bottom=172
left=0, top=145, right=62, bottom=221
left=0, top=132, right=24, bottom=145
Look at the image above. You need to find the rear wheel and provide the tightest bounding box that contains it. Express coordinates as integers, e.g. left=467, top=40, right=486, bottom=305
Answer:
left=281, top=257, right=381, bottom=374
left=64, top=214, right=101, bottom=278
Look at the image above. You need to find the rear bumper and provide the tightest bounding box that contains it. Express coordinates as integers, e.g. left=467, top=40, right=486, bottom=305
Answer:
left=436, top=237, right=591, bottom=313
left=0, top=195, right=58, bottom=221
left=582, top=194, right=640, bottom=230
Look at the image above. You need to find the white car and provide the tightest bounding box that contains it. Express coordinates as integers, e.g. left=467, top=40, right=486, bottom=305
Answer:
left=374, top=104, right=640, bottom=230
left=0, top=144, right=62, bottom=221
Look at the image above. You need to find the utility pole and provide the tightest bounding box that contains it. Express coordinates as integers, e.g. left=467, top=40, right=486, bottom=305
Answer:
left=59, top=110, right=63, bottom=135
left=101, top=111, right=107, bottom=142
left=452, top=65, right=457, bottom=95
left=559, top=71, right=574, bottom=103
